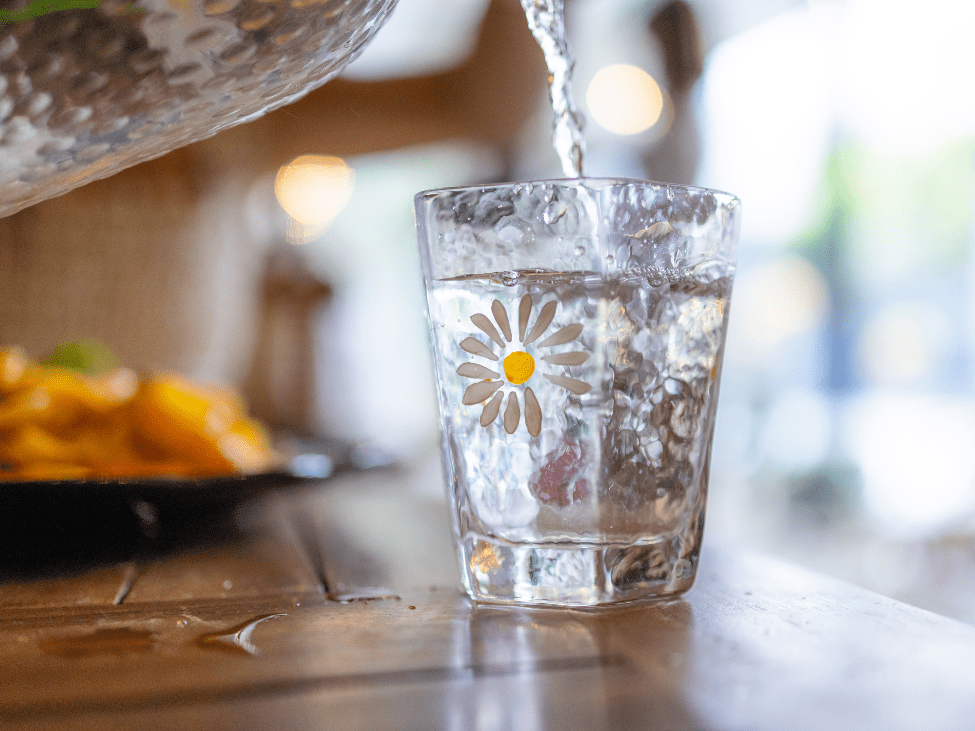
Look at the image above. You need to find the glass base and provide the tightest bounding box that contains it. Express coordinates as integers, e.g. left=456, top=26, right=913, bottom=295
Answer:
left=459, top=532, right=698, bottom=608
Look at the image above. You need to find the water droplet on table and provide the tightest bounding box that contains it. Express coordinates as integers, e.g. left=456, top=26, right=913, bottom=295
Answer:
left=195, top=614, right=286, bottom=656
left=328, top=590, right=401, bottom=604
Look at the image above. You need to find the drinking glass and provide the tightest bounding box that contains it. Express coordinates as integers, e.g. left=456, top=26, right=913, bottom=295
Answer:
left=415, top=178, right=740, bottom=607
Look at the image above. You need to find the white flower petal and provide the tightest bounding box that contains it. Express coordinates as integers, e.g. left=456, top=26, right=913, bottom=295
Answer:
left=463, top=380, right=502, bottom=405
left=492, top=300, right=512, bottom=342
left=518, top=294, right=532, bottom=342
left=524, top=387, right=542, bottom=437
left=460, top=337, right=499, bottom=361
left=480, top=392, right=503, bottom=427
left=471, top=313, right=505, bottom=348
left=541, top=351, right=589, bottom=366
left=524, top=300, right=557, bottom=345
left=457, top=362, right=500, bottom=379
left=543, top=373, right=591, bottom=395
left=538, top=323, right=583, bottom=347
left=503, top=392, right=520, bottom=434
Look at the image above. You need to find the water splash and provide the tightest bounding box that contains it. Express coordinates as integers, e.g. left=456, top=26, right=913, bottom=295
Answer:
left=195, top=614, right=286, bottom=656
left=520, top=0, right=586, bottom=178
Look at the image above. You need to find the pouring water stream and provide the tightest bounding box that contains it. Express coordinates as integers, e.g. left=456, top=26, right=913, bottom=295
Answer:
left=520, top=0, right=586, bottom=178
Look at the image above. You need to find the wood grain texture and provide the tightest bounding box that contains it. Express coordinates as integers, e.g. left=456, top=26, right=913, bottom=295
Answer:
left=121, top=505, right=323, bottom=605
left=0, top=562, right=136, bottom=610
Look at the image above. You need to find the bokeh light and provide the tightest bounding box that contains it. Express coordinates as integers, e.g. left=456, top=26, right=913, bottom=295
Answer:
left=697, top=8, right=835, bottom=247
left=760, top=388, right=833, bottom=470
left=846, top=393, right=975, bottom=537
left=585, top=64, right=663, bottom=135
left=730, top=255, right=830, bottom=359
left=860, top=301, right=949, bottom=385
left=274, top=155, right=355, bottom=237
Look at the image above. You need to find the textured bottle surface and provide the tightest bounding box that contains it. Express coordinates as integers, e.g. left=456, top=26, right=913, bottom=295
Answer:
left=0, top=0, right=397, bottom=215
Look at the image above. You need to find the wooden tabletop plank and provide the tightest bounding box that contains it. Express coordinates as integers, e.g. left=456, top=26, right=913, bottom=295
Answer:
left=8, top=655, right=636, bottom=731
left=4, top=473, right=975, bottom=730
left=0, top=562, right=136, bottom=610
left=285, top=469, right=460, bottom=598
left=0, top=589, right=633, bottom=723
left=3, top=547, right=975, bottom=731
left=683, top=548, right=975, bottom=731
left=121, top=502, right=323, bottom=604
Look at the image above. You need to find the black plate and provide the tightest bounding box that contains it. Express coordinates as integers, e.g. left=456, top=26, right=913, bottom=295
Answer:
left=0, top=469, right=306, bottom=505
left=0, top=440, right=396, bottom=574
left=0, top=439, right=394, bottom=504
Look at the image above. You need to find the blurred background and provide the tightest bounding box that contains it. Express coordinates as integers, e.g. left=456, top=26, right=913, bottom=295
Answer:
left=3, top=0, right=975, bottom=622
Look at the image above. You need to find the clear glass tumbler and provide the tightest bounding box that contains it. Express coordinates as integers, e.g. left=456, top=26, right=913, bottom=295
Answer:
left=415, top=178, right=740, bottom=607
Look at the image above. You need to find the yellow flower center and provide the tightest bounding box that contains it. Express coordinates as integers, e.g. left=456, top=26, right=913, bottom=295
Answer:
left=503, top=351, right=535, bottom=385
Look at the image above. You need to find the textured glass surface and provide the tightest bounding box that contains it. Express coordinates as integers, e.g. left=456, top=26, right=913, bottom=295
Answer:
left=0, top=0, right=397, bottom=216
left=416, top=178, right=740, bottom=606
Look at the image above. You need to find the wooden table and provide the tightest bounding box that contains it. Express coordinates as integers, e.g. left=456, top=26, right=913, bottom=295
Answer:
left=2, top=467, right=975, bottom=731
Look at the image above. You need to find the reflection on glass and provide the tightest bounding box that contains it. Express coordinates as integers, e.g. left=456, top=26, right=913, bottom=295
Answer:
left=446, top=606, right=610, bottom=731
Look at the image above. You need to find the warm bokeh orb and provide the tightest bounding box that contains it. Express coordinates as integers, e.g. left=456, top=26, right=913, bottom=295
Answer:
left=586, top=64, right=663, bottom=135
left=274, top=155, right=355, bottom=226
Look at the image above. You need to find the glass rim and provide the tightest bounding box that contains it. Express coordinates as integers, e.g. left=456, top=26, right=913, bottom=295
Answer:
left=414, top=176, right=740, bottom=208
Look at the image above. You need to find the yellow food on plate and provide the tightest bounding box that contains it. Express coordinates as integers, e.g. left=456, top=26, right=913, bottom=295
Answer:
left=0, top=346, right=279, bottom=481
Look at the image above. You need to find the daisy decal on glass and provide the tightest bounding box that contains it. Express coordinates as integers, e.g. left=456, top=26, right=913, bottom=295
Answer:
left=457, top=295, right=591, bottom=437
